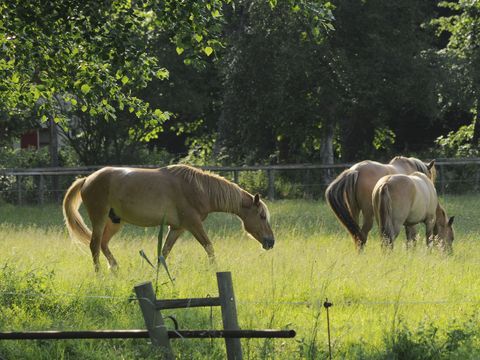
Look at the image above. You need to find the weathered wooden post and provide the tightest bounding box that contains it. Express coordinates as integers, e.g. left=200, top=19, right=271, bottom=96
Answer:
left=267, top=169, right=275, bottom=201
left=134, top=282, right=174, bottom=359
left=38, top=175, right=45, bottom=205
left=16, top=175, right=22, bottom=205
left=233, top=170, right=239, bottom=184
left=217, top=272, right=243, bottom=360
left=439, top=164, right=446, bottom=195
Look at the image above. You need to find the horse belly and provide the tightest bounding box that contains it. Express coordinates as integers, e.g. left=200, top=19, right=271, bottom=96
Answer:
left=404, top=201, right=427, bottom=225
left=112, top=192, right=181, bottom=227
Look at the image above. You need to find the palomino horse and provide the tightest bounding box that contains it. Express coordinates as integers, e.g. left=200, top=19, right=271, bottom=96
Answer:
left=372, top=172, right=454, bottom=252
left=63, top=164, right=275, bottom=271
left=325, top=156, right=436, bottom=250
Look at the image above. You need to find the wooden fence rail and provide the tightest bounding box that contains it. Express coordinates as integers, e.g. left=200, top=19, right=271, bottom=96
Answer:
left=1, top=158, right=480, bottom=203
left=0, top=272, right=295, bottom=359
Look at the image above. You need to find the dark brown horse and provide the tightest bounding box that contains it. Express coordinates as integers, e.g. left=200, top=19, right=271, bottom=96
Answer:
left=372, top=172, right=454, bottom=252
left=325, top=156, right=436, bottom=250
left=63, top=165, right=275, bottom=271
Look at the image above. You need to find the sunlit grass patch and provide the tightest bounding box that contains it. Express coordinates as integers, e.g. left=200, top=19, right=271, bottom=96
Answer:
left=1, top=195, right=480, bottom=359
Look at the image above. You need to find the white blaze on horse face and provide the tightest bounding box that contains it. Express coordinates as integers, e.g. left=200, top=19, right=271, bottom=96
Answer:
left=263, top=201, right=271, bottom=224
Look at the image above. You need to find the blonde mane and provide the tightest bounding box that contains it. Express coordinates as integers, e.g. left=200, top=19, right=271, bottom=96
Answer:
left=167, top=164, right=243, bottom=213
left=390, top=156, right=436, bottom=182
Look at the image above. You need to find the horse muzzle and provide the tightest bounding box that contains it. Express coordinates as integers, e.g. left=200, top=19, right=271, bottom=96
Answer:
left=262, top=237, right=275, bottom=250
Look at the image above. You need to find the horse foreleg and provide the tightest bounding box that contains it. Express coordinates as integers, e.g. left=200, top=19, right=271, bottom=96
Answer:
left=425, top=219, right=435, bottom=248
left=405, top=225, right=417, bottom=249
left=101, top=220, right=123, bottom=271
left=188, top=223, right=215, bottom=263
left=162, top=227, right=185, bottom=259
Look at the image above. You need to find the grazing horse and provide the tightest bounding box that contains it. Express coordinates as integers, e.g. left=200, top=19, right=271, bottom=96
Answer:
left=372, top=172, right=454, bottom=252
left=63, top=164, right=275, bottom=271
left=325, top=156, right=435, bottom=250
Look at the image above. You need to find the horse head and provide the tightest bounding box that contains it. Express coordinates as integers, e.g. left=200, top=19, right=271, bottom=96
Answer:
left=434, top=206, right=455, bottom=254
left=239, top=193, right=275, bottom=250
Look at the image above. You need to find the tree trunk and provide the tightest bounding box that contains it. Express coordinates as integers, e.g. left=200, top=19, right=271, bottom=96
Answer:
left=472, top=100, right=480, bottom=146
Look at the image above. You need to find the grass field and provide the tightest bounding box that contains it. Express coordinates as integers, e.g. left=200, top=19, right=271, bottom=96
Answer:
left=1, top=195, right=480, bottom=359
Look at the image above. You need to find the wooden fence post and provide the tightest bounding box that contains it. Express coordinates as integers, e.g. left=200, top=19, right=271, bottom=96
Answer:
left=16, top=175, right=22, bottom=205
left=267, top=169, right=275, bottom=201
left=439, top=165, right=446, bottom=195
left=134, top=282, right=174, bottom=359
left=217, top=272, right=243, bottom=360
left=38, top=175, right=45, bottom=205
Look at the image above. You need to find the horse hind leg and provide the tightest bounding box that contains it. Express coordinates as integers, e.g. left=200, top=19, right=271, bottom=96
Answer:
left=381, top=223, right=401, bottom=251
left=358, top=209, right=374, bottom=251
left=85, top=206, right=109, bottom=272
left=405, top=225, right=417, bottom=250
left=101, top=220, right=123, bottom=271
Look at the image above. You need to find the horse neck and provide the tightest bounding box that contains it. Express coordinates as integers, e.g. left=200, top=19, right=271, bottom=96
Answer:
left=390, top=160, right=414, bottom=174
left=204, top=178, right=243, bottom=215
left=435, top=203, right=447, bottom=227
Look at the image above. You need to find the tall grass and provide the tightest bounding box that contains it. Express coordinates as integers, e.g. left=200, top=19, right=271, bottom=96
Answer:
left=1, top=195, right=480, bottom=359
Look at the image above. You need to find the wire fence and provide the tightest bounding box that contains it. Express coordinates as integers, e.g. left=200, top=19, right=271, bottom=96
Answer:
left=1, top=158, right=480, bottom=205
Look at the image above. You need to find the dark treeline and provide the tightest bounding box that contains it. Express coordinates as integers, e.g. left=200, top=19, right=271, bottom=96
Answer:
left=0, top=0, right=479, bottom=166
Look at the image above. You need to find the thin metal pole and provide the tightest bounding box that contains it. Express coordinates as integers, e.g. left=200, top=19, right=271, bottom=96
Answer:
left=324, top=298, right=333, bottom=360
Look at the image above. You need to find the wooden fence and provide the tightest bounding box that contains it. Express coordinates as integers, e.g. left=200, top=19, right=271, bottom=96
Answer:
left=1, top=158, right=480, bottom=204
left=0, top=272, right=295, bottom=359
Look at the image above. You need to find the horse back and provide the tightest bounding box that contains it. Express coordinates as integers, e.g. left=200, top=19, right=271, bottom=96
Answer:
left=81, top=167, right=208, bottom=227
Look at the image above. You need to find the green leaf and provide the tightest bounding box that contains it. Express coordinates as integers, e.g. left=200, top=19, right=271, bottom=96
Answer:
left=156, top=68, right=169, bottom=79
left=81, top=105, right=88, bottom=112
left=121, top=75, right=129, bottom=85
left=204, top=46, right=213, bottom=56
left=80, top=84, right=91, bottom=94
left=194, top=33, right=203, bottom=43
left=176, top=47, right=184, bottom=55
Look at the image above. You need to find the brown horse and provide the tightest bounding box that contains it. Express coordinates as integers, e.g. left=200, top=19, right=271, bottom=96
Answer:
left=63, top=164, right=275, bottom=271
left=325, top=156, right=436, bottom=250
left=372, top=172, right=454, bottom=252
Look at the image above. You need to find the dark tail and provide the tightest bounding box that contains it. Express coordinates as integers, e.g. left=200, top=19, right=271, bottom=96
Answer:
left=325, top=169, right=365, bottom=243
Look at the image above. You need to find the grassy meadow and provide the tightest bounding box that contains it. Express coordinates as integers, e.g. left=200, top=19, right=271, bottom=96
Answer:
left=1, top=195, right=480, bottom=359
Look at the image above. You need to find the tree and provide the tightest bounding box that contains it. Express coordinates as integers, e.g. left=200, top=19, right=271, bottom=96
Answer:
left=433, top=0, right=480, bottom=149
left=329, top=0, right=443, bottom=160
left=0, top=0, right=228, bottom=164
left=218, top=0, right=335, bottom=164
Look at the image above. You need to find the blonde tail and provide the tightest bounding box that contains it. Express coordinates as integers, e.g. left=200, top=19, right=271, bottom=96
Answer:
left=62, top=178, right=91, bottom=245
left=376, top=184, right=394, bottom=246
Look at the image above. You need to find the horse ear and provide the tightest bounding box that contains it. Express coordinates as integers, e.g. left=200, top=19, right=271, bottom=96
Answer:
left=427, top=160, right=435, bottom=170
left=254, top=193, right=260, bottom=207
left=448, top=216, right=455, bottom=226
left=242, top=193, right=254, bottom=208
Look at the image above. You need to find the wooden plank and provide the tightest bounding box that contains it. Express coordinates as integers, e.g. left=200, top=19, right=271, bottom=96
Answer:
left=0, top=329, right=296, bottom=340
left=4, top=158, right=480, bottom=177
left=134, top=282, right=174, bottom=359
left=156, top=297, right=220, bottom=310
left=0, top=330, right=150, bottom=340
left=217, top=272, right=243, bottom=360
